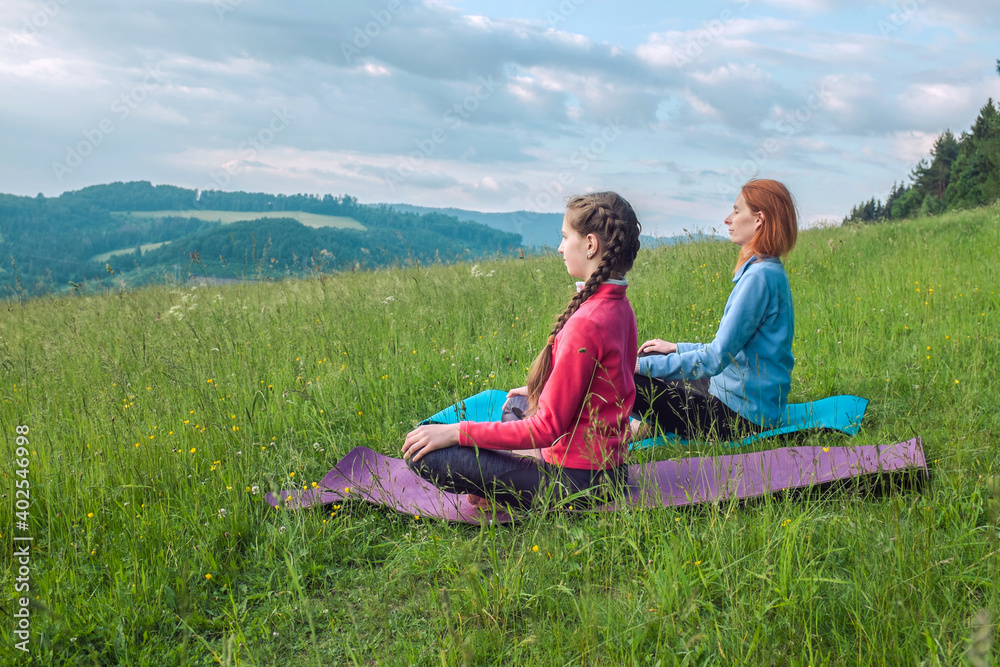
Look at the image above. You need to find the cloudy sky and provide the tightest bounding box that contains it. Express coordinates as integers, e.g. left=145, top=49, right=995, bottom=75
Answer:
left=2, top=0, right=998, bottom=235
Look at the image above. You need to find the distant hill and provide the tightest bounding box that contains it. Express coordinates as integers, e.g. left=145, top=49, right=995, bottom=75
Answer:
left=386, top=204, right=563, bottom=248
left=121, top=209, right=366, bottom=230
left=0, top=182, right=522, bottom=297
left=385, top=203, right=722, bottom=249
left=0, top=181, right=725, bottom=299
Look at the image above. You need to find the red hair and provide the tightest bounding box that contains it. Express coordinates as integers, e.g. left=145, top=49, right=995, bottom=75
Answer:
left=735, top=179, right=798, bottom=271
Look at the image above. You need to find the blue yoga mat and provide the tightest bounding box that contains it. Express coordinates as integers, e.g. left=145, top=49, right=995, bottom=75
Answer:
left=422, top=389, right=510, bottom=425
left=422, top=390, right=868, bottom=448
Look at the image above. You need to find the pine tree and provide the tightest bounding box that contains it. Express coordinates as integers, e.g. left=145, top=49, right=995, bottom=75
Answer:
left=884, top=181, right=907, bottom=218
left=845, top=91, right=1000, bottom=221
left=945, top=99, right=1000, bottom=208
left=926, top=131, right=959, bottom=200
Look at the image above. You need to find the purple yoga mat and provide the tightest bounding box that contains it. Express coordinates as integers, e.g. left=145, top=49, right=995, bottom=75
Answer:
left=266, top=438, right=926, bottom=524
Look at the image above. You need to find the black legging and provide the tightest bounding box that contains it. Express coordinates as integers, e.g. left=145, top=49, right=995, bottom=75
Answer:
left=632, top=374, right=761, bottom=441
left=407, top=445, right=627, bottom=510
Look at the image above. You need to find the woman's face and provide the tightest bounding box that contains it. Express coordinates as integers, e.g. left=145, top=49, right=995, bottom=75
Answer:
left=557, top=215, right=596, bottom=280
left=725, top=193, right=762, bottom=248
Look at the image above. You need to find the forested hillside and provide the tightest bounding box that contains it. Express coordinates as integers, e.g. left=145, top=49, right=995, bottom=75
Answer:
left=387, top=204, right=564, bottom=248
left=0, top=182, right=522, bottom=297
left=388, top=203, right=724, bottom=249
left=843, top=97, right=1000, bottom=223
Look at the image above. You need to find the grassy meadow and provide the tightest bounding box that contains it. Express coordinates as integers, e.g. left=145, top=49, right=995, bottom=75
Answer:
left=1, top=204, right=998, bottom=665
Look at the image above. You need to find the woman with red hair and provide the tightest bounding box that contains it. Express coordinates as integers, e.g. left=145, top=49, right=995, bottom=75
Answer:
left=633, top=179, right=798, bottom=440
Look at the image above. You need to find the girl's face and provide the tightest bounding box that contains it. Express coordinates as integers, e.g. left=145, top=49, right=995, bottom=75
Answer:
left=557, top=214, right=598, bottom=280
left=725, top=194, right=762, bottom=248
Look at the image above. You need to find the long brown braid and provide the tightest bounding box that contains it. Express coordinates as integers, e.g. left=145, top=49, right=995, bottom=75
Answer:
left=526, top=192, right=642, bottom=411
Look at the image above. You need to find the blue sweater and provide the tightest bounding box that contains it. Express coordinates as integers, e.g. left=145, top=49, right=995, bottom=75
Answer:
left=637, top=256, right=794, bottom=427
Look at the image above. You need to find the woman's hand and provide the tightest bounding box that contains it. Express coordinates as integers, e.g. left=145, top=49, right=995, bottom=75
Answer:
left=638, top=339, right=677, bottom=355
left=402, top=423, right=460, bottom=463
left=507, top=386, right=528, bottom=397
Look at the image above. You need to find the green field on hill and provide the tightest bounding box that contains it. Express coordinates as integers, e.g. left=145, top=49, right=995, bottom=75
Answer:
left=117, top=210, right=367, bottom=230
left=90, top=242, right=169, bottom=263
left=0, top=205, right=998, bottom=665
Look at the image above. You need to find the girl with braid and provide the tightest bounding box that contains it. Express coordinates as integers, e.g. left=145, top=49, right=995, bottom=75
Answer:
left=402, top=192, right=642, bottom=510
left=633, top=179, right=797, bottom=441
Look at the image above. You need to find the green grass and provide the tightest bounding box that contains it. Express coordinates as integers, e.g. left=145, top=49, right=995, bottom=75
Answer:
left=90, top=242, right=169, bottom=263
left=1, top=204, right=998, bottom=665
left=115, top=210, right=367, bottom=230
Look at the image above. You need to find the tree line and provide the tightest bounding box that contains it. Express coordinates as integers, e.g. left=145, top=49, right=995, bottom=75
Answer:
left=0, top=181, right=522, bottom=298
left=843, top=66, right=1000, bottom=225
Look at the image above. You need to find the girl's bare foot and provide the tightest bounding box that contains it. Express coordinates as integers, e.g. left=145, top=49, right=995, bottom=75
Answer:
left=466, top=493, right=492, bottom=510
left=630, top=418, right=651, bottom=441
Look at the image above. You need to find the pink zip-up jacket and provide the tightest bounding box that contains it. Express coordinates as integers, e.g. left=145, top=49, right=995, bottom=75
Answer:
left=458, top=281, right=637, bottom=470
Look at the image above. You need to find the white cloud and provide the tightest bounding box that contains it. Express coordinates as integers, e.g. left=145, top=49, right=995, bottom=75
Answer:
left=679, top=91, right=722, bottom=120
left=362, top=63, right=391, bottom=77
left=889, top=131, right=939, bottom=165
left=805, top=213, right=842, bottom=228
left=0, top=0, right=997, bottom=231
left=0, top=55, right=106, bottom=87
left=792, top=137, right=831, bottom=152
left=723, top=17, right=802, bottom=37
left=755, top=0, right=832, bottom=11
left=690, top=62, right=768, bottom=85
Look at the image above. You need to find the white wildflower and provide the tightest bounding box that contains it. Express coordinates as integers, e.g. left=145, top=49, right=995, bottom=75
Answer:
left=471, top=264, right=495, bottom=278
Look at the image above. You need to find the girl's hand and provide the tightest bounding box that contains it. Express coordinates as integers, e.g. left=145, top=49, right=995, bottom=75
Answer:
left=638, top=339, right=677, bottom=355
left=503, top=386, right=535, bottom=420
left=402, top=423, right=460, bottom=463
